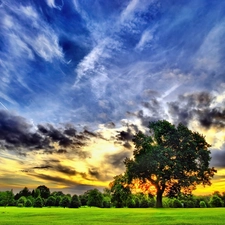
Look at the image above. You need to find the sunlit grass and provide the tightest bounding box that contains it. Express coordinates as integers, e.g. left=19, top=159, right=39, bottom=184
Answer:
left=1, top=207, right=225, bottom=225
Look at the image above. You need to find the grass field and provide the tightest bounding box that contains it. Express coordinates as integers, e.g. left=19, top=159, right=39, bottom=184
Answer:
left=0, top=207, right=225, bottom=225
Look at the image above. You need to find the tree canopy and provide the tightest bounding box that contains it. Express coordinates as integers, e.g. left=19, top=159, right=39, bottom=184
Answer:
left=124, top=120, right=216, bottom=207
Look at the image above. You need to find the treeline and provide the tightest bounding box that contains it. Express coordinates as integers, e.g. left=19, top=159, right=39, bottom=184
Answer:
left=0, top=186, right=225, bottom=208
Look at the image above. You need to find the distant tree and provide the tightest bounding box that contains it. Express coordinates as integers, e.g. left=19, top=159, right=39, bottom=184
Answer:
left=124, top=120, right=216, bottom=207
left=70, top=194, right=81, bottom=208
left=60, top=195, right=71, bottom=208
left=15, top=187, right=31, bottom=200
left=55, top=196, right=62, bottom=207
left=87, top=189, right=103, bottom=208
left=33, top=196, right=43, bottom=208
left=33, top=188, right=41, bottom=199
left=0, top=190, right=14, bottom=207
left=110, top=174, right=131, bottom=208
left=79, top=192, right=89, bottom=206
left=46, top=196, right=56, bottom=207
left=17, top=196, right=27, bottom=206
left=199, top=201, right=207, bottom=208
left=25, top=199, right=33, bottom=207
left=209, top=195, right=224, bottom=207
left=36, top=185, right=50, bottom=199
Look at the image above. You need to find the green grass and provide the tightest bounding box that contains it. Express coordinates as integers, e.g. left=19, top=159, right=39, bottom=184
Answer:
left=0, top=207, right=225, bottom=225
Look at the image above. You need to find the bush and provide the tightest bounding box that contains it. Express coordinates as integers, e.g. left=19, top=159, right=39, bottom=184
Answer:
left=199, top=201, right=207, bottom=208
left=173, top=199, right=183, bottom=208
left=46, top=196, right=56, bottom=207
left=126, top=197, right=136, bottom=208
left=148, top=197, right=156, bottom=208
left=102, top=196, right=111, bottom=208
left=139, top=198, right=149, bottom=208
left=17, top=203, right=23, bottom=207
left=185, top=200, right=195, bottom=208
left=60, top=196, right=71, bottom=208
left=25, top=199, right=33, bottom=207
left=209, top=195, right=224, bottom=207
left=33, top=196, right=43, bottom=208
left=17, top=196, right=26, bottom=206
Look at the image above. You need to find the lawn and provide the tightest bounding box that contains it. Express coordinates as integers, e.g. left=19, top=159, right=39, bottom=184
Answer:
left=0, top=207, right=224, bottom=225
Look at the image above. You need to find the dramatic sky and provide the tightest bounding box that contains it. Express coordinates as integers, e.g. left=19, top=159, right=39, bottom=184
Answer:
left=0, top=0, right=225, bottom=195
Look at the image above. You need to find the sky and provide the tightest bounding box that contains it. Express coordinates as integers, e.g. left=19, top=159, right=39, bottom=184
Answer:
left=0, top=0, right=225, bottom=195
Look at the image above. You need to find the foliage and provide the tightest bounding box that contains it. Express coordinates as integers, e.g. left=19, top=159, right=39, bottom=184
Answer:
left=60, top=195, right=71, bottom=208
left=79, top=192, right=89, bottom=206
left=199, top=201, right=207, bottom=208
left=33, top=196, right=43, bottom=208
left=173, top=199, right=183, bottom=208
left=0, top=190, right=14, bottom=206
left=110, top=174, right=131, bottom=208
left=102, top=196, right=111, bottom=208
left=55, top=196, right=62, bottom=207
left=124, top=120, right=216, bottom=207
left=70, top=194, right=81, bottom=208
left=17, top=196, right=27, bottom=206
left=25, top=199, right=33, bottom=207
left=46, top=196, right=56, bottom=207
left=36, top=185, right=50, bottom=199
left=87, top=189, right=103, bottom=208
left=14, top=187, right=31, bottom=200
left=209, top=195, right=224, bottom=207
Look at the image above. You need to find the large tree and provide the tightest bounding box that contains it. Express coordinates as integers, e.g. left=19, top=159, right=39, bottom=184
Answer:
left=124, top=120, right=216, bottom=207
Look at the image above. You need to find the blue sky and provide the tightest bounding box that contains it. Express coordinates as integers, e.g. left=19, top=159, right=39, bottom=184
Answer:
left=0, top=0, right=225, bottom=194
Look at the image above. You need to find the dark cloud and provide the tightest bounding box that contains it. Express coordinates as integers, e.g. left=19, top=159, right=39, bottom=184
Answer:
left=0, top=110, right=48, bottom=150
left=168, top=92, right=225, bottom=128
left=30, top=173, right=79, bottom=186
left=106, top=150, right=131, bottom=168
left=88, top=168, right=101, bottom=180
left=0, top=110, right=99, bottom=158
left=211, top=145, right=225, bottom=168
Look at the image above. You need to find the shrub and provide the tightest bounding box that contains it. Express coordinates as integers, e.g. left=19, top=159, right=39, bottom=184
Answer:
left=33, top=196, right=43, bottom=208
left=126, top=197, right=136, bottom=208
left=17, top=196, right=26, bottom=206
left=173, top=199, right=183, bottom=208
left=17, top=203, right=23, bottom=207
left=102, top=196, right=111, bottom=208
left=25, top=199, right=33, bottom=207
left=199, top=201, right=207, bottom=208
left=60, top=195, right=71, bottom=208
left=209, top=195, right=224, bottom=207
left=185, top=200, right=195, bottom=208
left=46, top=196, right=56, bottom=207
left=139, top=198, right=149, bottom=208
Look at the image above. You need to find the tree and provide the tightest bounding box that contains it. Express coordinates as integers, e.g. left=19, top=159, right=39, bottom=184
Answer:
left=36, top=185, right=50, bottom=199
left=110, top=174, right=131, bottom=208
left=46, top=196, right=56, bottom=207
left=60, top=195, right=71, bottom=208
left=70, top=194, right=81, bottom=208
left=15, top=187, right=31, bottom=200
left=209, top=195, right=224, bottom=207
left=87, top=189, right=103, bottom=208
left=33, top=196, right=43, bottom=208
left=124, top=120, right=216, bottom=208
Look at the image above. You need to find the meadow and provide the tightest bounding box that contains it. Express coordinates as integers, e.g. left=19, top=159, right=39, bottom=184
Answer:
left=0, top=207, right=225, bottom=225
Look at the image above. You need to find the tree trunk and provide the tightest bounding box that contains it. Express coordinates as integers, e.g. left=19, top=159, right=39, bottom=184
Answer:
left=156, top=190, right=163, bottom=208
